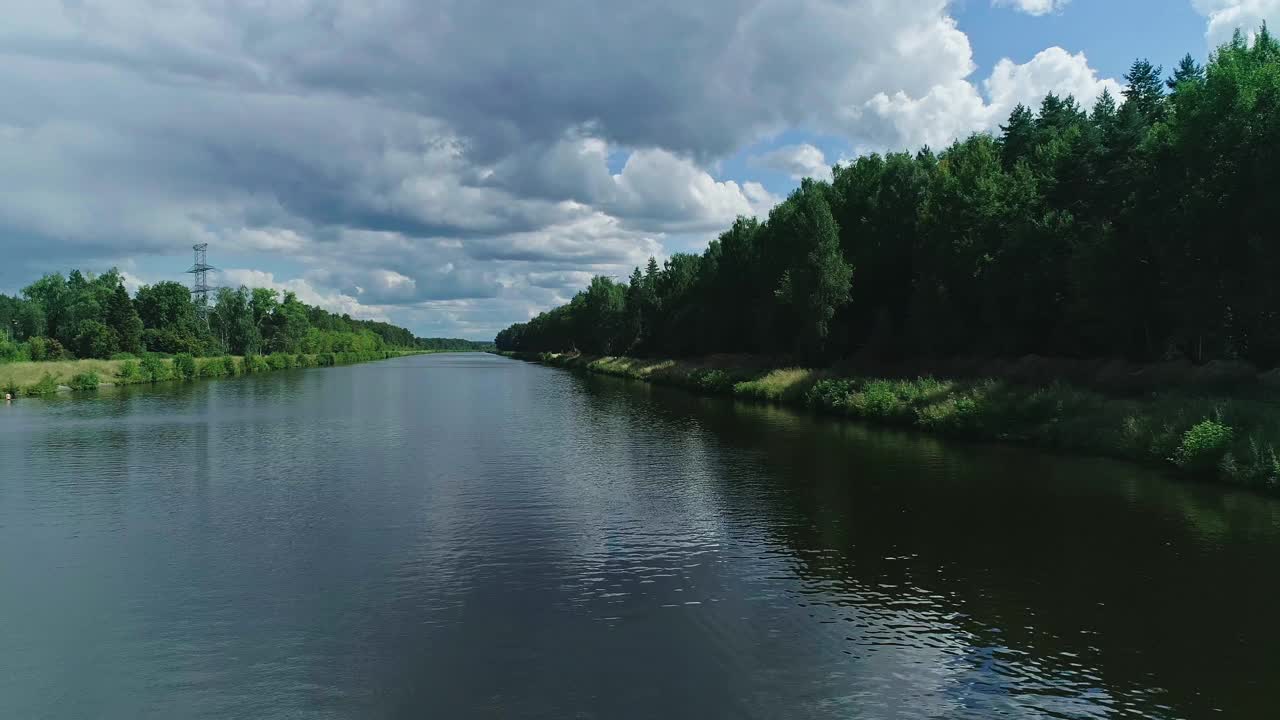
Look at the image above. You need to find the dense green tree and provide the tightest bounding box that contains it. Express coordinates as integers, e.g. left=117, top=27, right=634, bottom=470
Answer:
left=211, top=287, right=259, bottom=355
left=265, top=291, right=311, bottom=353
left=0, top=293, right=44, bottom=340
left=773, top=180, right=852, bottom=358
left=998, top=104, right=1036, bottom=170
left=135, top=281, right=206, bottom=353
left=21, top=273, right=71, bottom=344
left=134, top=281, right=196, bottom=332
left=1123, top=58, right=1166, bottom=123
left=1167, top=53, right=1205, bottom=90
left=3, top=268, right=448, bottom=364
left=73, top=320, right=117, bottom=359
left=622, top=267, right=648, bottom=352
left=575, top=276, right=627, bottom=355
left=106, top=283, right=144, bottom=355
left=251, top=288, right=279, bottom=345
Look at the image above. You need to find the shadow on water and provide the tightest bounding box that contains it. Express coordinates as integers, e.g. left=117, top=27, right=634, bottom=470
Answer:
left=567, top=370, right=1280, bottom=719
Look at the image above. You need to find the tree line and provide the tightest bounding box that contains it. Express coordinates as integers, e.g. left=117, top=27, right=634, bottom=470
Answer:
left=1, top=270, right=490, bottom=361
left=498, top=31, right=1280, bottom=369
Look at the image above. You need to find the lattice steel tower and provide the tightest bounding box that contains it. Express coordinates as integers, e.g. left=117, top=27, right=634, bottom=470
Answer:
left=186, top=243, right=217, bottom=322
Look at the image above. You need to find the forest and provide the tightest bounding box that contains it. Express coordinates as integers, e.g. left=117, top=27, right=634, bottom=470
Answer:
left=498, top=32, right=1280, bottom=371
left=0, top=269, right=489, bottom=363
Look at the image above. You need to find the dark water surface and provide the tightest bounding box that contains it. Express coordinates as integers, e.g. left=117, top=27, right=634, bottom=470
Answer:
left=2, top=353, right=1278, bottom=719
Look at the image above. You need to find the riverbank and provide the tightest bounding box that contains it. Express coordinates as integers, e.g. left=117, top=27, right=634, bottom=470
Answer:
left=2, top=350, right=425, bottom=398
left=499, top=351, right=1280, bottom=492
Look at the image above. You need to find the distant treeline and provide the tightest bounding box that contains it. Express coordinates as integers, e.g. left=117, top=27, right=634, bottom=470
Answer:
left=0, top=269, right=490, bottom=362
left=498, top=32, right=1280, bottom=369
left=415, top=337, right=496, bottom=352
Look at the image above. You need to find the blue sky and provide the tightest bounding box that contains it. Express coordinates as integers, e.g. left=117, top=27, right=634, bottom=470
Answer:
left=728, top=0, right=1217, bottom=204
left=0, top=1, right=1272, bottom=339
left=957, top=0, right=1209, bottom=80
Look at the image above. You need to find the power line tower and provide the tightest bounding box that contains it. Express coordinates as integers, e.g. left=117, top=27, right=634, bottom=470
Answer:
left=186, top=243, right=217, bottom=323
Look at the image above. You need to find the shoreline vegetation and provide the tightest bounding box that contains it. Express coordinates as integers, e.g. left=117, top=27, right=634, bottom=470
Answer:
left=2, top=265, right=494, bottom=400
left=2, top=350, right=427, bottom=398
left=495, top=35, right=1280, bottom=494
left=500, top=351, right=1280, bottom=493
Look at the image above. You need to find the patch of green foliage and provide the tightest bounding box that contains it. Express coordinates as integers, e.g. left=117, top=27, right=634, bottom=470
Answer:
left=68, top=371, right=101, bottom=391
left=687, top=368, right=737, bottom=393
left=197, top=356, right=240, bottom=378
left=241, top=354, right=270, bottom=374
left=0, top=335, right=24, bottom=362
left=25, top=337, right=66, bottom=362
left=139, top=354, right=170, bottom=383
left=116, top=359, right=141, bottom=383
left=1173, top=419, right=1235, bottom=474
left=173, top=353, right=197, bottom=381
left=223, top=356, right=242, bottom=376
left=26, top=372, right=60, bottom=395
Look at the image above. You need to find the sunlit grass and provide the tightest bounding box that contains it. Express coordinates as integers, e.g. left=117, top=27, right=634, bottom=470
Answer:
left=732, top=368, right=821, bottom=403
left=1, top=358, right=142, bottom=390
left=2, top=350, right=420, bottom=397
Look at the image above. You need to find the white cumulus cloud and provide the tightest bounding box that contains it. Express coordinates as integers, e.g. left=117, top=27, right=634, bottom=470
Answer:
left=865, top=47, right=1121, bottom=150
left=751, top=144, right=833, bottom=182
left=1193, top=0, right=1280, bottom=45
left=218, top=269, right=392, bottom=323
left=992, top=0, right=1071, bottom=16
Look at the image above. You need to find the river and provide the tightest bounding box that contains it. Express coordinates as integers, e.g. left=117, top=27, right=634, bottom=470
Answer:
left=1, top=352, right=1277, bottom=719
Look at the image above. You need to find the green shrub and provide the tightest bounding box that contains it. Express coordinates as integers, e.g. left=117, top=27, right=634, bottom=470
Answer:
left=0, top=336, right=23, bottom=362
left=846, top=381, right=906, bottom=421
left=109, top=352, right=138, bottom=361
left=68, top=372, right=101, bottom=391
left=2, top=377, right=19, bottom=397
left=116, top=359, right=141, bottom=383
left=25, top=336, right=67, bottom=362
left=173, top=353, right=197, bottom=380
left=1172, top=418, right=1235, bottom=474
left=241, top=354, right=269, bottom=374
left=196, top=358, right=224, bottom=378
left=688, top=368, right=735, bottom=393
left=26, top=372, right=60, bottom=395
left=915, top=393, right=984, bottom=436
left=266, top=353, right=292, bottom=370
left=1235, top=437, right=1280, bottom=489
left=139, top=354, right=170, bottom=383
left=806, top=378, right=856, bottom=411
left=221, top=356, right=240, bottom=376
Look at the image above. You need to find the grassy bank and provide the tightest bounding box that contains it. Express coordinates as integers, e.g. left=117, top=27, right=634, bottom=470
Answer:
left=501, top=351, right=1280, bottom=493
left=2, top=350, right=423, bottom=398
